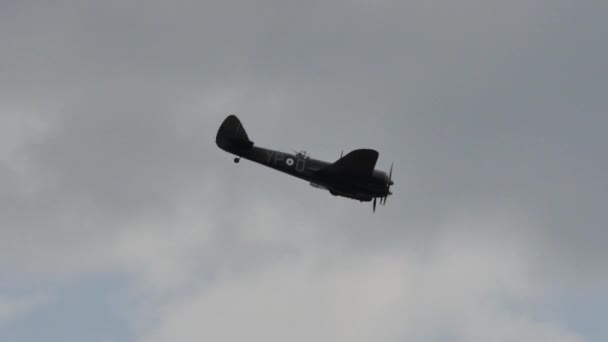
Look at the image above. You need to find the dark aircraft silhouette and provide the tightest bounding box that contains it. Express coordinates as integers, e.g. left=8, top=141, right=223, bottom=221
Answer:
left=216, top=115, right=394, bottom=212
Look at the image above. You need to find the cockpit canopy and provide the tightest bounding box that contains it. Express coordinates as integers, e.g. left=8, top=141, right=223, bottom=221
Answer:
left=294, top=150, right=310, bottom=159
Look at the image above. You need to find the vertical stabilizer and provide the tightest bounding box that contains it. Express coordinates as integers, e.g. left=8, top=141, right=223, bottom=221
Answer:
left=216, top=115, right=254, bottom=154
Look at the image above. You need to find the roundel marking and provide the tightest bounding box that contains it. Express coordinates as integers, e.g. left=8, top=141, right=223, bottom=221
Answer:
left=286, top=158, right=295, bottom=166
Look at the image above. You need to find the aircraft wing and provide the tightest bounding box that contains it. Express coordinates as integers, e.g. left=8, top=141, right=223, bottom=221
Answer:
left=319, top=149, right=379, bottom=178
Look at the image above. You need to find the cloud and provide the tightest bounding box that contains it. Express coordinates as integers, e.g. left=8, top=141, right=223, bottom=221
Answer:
left=0, top=1, right=606, bottom=341
left=0, top=295, right=50, bottom=326
left=138, top=215, right=582, bottom=342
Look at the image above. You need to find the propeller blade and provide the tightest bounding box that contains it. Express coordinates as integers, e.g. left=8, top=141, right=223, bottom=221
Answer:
left=384, top=163, right=394, bottom=207
left=373, top=198, right=377, bottom=212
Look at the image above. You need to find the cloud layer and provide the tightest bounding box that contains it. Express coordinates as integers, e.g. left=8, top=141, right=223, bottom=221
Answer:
left=1, top=1, right=606, bottom=341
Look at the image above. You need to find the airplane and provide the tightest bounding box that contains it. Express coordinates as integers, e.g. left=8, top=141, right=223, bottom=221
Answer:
left=216, top=115, right=394, bottom=212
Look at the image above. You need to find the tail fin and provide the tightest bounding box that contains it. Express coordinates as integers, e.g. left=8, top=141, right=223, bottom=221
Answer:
left=216, top=115, right=254, bottom=154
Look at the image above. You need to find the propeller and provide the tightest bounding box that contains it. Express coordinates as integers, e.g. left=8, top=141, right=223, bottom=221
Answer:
left=383, top=162, right=394, bottom=206
left=373, top=162, right=393, bottom=212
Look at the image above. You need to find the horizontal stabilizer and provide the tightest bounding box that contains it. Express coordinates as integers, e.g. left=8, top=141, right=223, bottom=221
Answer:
left=319, top=149, right=379, bottom=178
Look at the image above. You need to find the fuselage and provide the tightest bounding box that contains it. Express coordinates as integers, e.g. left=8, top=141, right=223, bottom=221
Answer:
left=235, top=146, right=391, bottom=202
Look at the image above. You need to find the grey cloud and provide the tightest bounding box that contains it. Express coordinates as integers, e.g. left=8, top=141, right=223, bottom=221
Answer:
left=1, top=0, right=606, bottom=281
left=0, top=0, right=607, bottom=340
left=0, top=294, right=50, bottom=326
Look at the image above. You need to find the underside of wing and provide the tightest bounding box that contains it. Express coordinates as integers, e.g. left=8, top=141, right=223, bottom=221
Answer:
left=319, top=149, right=379, bottom=178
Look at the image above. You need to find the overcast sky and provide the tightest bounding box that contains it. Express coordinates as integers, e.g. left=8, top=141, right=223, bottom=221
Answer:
left=1, top=1, right=607, bottom=341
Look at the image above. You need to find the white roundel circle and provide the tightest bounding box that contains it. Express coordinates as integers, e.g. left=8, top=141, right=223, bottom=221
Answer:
left=286, top=158, right=295, bottom=166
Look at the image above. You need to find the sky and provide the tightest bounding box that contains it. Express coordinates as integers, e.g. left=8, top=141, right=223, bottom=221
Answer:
left=1, top=0, right=607, bottom=341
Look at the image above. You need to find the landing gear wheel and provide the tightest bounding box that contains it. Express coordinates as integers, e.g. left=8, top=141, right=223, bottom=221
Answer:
left=234, top=157, right=240, bottom=163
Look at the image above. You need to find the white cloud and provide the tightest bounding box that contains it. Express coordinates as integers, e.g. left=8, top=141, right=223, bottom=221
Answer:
left=110, top=204, right=217, bottom=294
left=137, top=216, right=583, bottom=342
